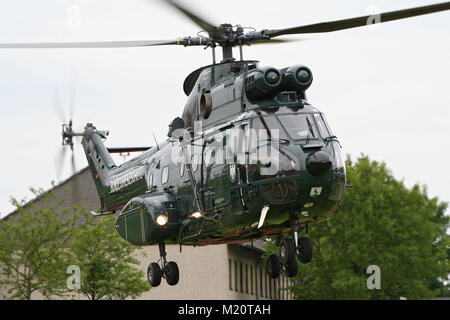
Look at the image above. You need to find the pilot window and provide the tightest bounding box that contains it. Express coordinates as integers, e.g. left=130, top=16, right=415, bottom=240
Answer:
left=277, top=114, right=318, bottom=140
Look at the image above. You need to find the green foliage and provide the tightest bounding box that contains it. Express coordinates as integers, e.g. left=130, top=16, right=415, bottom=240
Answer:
left=0, top=185, right=149, bottom=300
left=66, top=214, right=148, bottom=300
left=272, top=155, right=449, bottom=299
left=0, top=186, right=83, bottom=300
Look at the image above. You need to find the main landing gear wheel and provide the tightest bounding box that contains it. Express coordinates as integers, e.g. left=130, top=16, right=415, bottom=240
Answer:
left=165, top=261, right=179, bottom=286
left=266, top=255, right=281, bottom=279
left=146, top=241, right=180, bottom=287
left=147, top=263, right=162, bottom=287
left=279, top=238, right=296, bottom=264
left=297, top=236, right=313, bottom=263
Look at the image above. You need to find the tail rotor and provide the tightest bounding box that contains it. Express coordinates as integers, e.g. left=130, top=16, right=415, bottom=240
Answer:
left=53, top=69, right=83, bottom=184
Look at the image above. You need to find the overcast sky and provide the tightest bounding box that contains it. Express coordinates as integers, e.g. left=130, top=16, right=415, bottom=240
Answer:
left=0, top=0, right=449, bottom=217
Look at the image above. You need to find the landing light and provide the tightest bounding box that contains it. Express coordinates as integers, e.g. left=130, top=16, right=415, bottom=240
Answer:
left=156, top=214, right=168, bottom=226
left=191, top=211, right=202, bottom=219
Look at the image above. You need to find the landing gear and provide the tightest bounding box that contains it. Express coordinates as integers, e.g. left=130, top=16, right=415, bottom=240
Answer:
left=146, top=241, right=179, bottom=287
left=268, top=217, right=313, bottom=279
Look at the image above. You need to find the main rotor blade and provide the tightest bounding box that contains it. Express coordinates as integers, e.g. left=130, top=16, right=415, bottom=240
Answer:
left=161, top=0, right=223, bottom=39
left=0, top=39, right=179, bottom=49
left=249, top=38, right=304, bottom=46
left=265, top=2, right=450, bottom=37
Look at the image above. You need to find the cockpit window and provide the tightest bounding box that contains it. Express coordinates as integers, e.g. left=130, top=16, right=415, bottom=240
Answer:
left=313, top=113, right=329, bottom=138
left=251, top=115, right=289, bottom=140
left=321, top=114, right=334, bottom=137
left=277, top=114, right=318, bottom=140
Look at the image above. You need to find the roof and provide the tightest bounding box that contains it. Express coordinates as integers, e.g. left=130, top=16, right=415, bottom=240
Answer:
left=3, top=167, right=101, bottom=220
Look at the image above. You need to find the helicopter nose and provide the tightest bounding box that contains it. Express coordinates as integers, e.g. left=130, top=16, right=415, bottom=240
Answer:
left=306, top=151, right=332, bottom=176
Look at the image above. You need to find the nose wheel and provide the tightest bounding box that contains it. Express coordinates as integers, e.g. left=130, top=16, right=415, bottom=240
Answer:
left=147, top=241, right=180, bottom=287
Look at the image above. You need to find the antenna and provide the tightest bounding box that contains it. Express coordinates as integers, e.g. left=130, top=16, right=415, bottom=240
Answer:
left=153, top=133, right=160, bottom=151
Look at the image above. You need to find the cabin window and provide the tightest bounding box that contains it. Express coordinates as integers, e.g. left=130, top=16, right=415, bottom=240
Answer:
left=161, top=166, right=169, bottom=184
left=148, top=173, right=153, bottom=188
left=205, top=149, right=215, bottom=167
left=191, top=155, right=199, bottom=172
left=179, top=162, right=185, bottom=177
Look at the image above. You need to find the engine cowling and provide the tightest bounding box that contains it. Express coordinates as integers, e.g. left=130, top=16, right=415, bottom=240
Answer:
left=283, top=65, right=313, bottom=92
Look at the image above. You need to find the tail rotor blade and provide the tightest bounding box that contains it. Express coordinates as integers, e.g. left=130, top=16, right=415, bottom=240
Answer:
left=70, top=149, right=77, bottom=175
left=70, top=147, right=81, bottom=204
left=54, top=146, right=68, bottom=182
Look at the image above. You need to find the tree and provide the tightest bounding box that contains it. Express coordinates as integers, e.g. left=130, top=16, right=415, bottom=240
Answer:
left=66, top=214, right=148, bottom=300
left=0, top=187, right=83, bottom=300
left=269, top=155, right=449, bottom=299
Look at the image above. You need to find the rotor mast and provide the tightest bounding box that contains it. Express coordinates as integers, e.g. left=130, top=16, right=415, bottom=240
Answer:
left=218, top=23, right=240, bottom=63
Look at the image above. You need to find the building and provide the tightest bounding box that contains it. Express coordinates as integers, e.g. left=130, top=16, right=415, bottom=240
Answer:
left=2, top=167, right=293, bottom=300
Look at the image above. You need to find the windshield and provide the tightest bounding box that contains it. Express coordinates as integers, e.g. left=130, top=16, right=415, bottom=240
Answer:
left=277, top=114, right=318, bottom=140
left=250, top=111, right=333, bottom=141
left=251, top=115, right=289, bottom=141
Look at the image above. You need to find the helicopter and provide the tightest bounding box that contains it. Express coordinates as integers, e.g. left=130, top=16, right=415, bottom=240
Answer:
left=1, top=1, right=449, bottom=288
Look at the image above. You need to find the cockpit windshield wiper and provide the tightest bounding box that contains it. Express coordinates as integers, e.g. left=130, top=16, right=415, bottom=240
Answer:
left=324, top=135, right=341, bottom=147
left=305, top=117, right=315, bottom=144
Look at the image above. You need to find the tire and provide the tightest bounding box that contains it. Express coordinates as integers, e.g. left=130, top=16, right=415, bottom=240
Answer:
left=165, top=261, right=179, bottom=286
left=297, top=236, right=312, bottom=263
left=266, top=255, right=281, bottom=279
left=279, top=238, right=296, bottom=264
left=147, top=262, right=162, bottom=287
left=285, top=259, right=298, bottom=278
